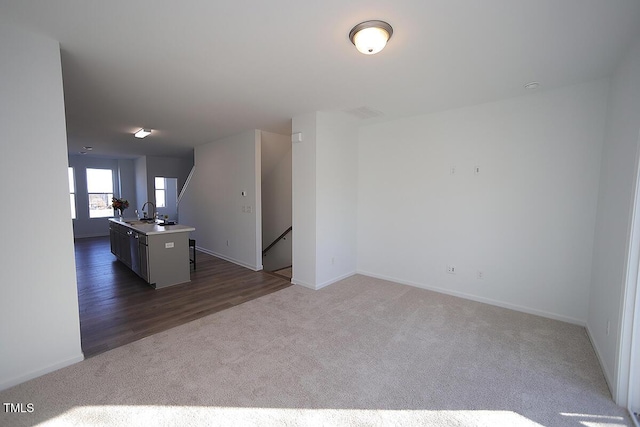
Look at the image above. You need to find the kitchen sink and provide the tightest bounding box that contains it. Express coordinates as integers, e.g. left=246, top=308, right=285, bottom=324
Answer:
left=125, top=219, right=155, bottom=225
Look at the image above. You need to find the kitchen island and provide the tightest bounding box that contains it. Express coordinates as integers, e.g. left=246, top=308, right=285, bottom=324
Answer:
left=109, top=218, right=195, bottom=289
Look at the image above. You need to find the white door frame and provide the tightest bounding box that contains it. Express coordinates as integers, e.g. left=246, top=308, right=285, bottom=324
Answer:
left=628, top=284, right=639, bottom=424
left=618, top=129, right=640, bottom=422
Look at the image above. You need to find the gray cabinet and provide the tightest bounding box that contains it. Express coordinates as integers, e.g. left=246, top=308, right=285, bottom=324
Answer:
left=109, top=222, right=130, bottom=266
left=108, top=219, right=191, bottom=288
left=145, top=232, right=189, bottom=288
left=109, top=222, right=118, bottom=256
left=110, top=222, right=139, bottom=273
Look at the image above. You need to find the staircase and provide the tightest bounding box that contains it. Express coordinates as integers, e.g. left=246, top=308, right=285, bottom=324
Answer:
left=262, top=226, right=292, bottom=276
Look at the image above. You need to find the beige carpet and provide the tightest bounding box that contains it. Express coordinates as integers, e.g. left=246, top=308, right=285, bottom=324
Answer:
left=0, top=275, right=631, bottom=426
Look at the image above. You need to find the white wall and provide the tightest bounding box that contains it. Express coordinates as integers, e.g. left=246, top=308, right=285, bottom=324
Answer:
left=316, top=112, right=358, bottom=287
left=357, top=81, right=609, bottom=325
left=588, top=37, right=640, bottom=404
left=292, top=114, right=318, bottom=288
left=0, top=23, right=83, bottom=390
left=180, top=130, right=262, bottom=270
left=291, top=112, right=358, bottom=289
left=261, top=131, right=292, bottom=272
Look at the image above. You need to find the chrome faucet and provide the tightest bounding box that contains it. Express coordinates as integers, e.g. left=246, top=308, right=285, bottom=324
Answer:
left=141, top=201, right=156, bottom=220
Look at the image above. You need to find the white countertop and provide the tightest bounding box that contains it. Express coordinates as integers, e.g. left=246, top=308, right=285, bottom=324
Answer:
left=109, top=218, right=195, bottom=235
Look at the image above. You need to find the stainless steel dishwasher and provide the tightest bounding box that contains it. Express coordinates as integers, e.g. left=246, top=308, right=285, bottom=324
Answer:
left=138, top=233, right=149, bottom=282
left=129, top=230, right=140, bottom=277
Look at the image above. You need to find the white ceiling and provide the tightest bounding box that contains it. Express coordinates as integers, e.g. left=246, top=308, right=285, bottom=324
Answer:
left=2, top=0, right=640, bottom=159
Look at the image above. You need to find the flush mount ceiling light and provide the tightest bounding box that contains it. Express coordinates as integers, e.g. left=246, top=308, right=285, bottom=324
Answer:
left=134, top=128, right=152, bottom=138
left=524, top=81, right=541, bottom=90
left=349, top=20, right=393, bottom=55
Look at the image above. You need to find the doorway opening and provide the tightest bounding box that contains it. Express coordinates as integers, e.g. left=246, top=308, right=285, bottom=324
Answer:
left=260, top=131, right=292, bottom=280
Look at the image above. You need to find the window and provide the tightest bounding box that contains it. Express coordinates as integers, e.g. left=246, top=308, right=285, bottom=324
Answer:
left=87, top=168, right=114, bottom=218
left=155, top=177, right=166, bottom=208
left=68, top=167, right=76, bottom=219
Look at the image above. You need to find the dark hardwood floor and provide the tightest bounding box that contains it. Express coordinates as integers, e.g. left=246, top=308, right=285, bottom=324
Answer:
left=74, top=236, right=292, bottom=358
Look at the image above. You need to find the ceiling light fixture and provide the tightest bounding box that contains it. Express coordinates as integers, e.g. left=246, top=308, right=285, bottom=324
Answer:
left=524, top=81, right=540, bottom=90
left=349, top=20, right=393, bottom=55
left=134, top=128, right=152, bottom=138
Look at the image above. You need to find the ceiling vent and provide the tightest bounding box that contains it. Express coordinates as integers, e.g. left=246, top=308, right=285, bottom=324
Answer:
left=344, top=106, right=384, bottom=120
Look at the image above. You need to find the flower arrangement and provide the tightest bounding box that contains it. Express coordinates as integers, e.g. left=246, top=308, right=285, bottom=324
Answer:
left=111, top=197, right=130, bottom=214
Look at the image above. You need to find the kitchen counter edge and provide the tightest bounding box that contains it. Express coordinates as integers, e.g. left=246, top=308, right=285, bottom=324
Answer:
left=109, top=218, right=195, bottom=235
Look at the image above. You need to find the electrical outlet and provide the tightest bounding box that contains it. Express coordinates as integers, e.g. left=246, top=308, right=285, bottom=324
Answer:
left=226, top=240, right=229, bottom=247
left=477, top=270, right=484, bottom=279
left=606, top=319, right=610, bottom=336
left=450, top=165, right=456, bottom=175
left=474, top=165, right=480, bottom=175
left=446, top=265, right=456, bottom=274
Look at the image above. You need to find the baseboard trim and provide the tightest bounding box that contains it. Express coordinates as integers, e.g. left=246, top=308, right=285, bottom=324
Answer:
left=316, top=271, right=357, bottom=290
left=585, top=324, right=616, bottom=400
left=292, top=272, right=356, bottom=290
left=74, top=233, right=109, bottom=239
left=356, top=270, right=586, bottom=326
left=0, top=352, right=84, bottom=392
left=196, top=247, right=261, bottom=271
left=291, top=278, right=316, bottom=289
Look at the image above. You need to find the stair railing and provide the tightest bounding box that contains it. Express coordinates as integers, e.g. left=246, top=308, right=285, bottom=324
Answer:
left=262, top=226, right=292, bottom=257
left=177, top=165, right=196, bottom=206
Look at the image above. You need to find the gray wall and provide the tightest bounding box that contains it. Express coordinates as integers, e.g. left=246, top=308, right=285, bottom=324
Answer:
left=68, top=155, right=137, bottom=238
left=135, top=156, right=148, bottom=214
left=137, top=155, right=193, bottom=220
left=118, top=158, right=136, bottom=206
left=69, top=154, right=193, bottom=237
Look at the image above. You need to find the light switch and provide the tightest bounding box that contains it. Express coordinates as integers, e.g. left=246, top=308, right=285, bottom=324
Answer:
left=291, top=132, right=303, bottom=143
